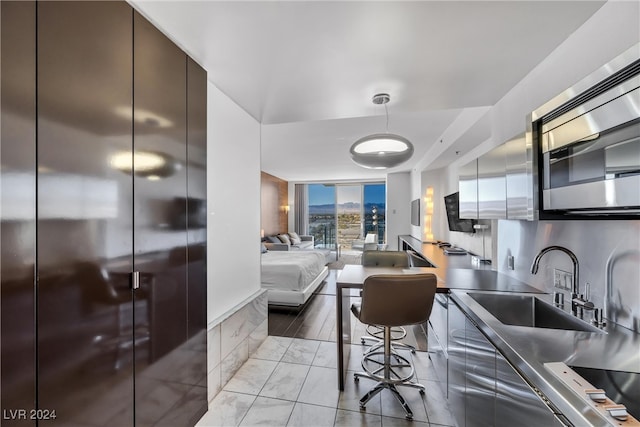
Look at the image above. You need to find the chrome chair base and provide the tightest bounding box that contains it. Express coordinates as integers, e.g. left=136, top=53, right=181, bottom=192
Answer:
left=354, top=350, right=426, bottom=419
left=354, top=373, right=426, bottom=420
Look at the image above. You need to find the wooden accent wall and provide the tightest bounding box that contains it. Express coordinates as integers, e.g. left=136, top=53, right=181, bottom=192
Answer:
left=261, top=172, right=288, bottom=236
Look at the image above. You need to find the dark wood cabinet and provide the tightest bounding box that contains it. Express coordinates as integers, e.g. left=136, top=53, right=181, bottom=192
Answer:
left=186, top=58, right=208, bottom=340
left=37, top=3, right=135, bottom=424
left=0, top=2, right=207, bottom=425
left=133, top=9, right=189, bottom=367
left=1, top=2, right=37, bottom=425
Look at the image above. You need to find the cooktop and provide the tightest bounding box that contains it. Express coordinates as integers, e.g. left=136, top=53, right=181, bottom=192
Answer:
left=570, top=366, right=640, bottom=420
left=545, top=362, right=640, bottom=425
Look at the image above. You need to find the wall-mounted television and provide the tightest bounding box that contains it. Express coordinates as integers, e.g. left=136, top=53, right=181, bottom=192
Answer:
left=410, top=199, right=420, bottom=226
left=444, top=192, right=476, bottom=233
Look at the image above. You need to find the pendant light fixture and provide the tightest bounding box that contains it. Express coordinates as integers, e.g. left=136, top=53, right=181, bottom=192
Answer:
left=350, top=93, right=414, bottom=169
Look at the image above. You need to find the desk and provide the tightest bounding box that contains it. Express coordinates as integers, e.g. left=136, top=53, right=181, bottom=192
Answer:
left=335, top=264, right=444, bottom=390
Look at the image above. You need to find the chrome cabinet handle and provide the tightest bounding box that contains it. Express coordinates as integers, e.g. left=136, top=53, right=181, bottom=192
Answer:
left=132, top=271, right=140, bottom=290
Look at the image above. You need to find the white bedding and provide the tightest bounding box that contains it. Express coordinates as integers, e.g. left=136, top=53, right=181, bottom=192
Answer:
left=261, top=250, right=327, bottom=292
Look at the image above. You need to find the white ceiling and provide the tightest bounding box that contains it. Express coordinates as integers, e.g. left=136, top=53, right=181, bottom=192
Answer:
left=131, top=0, right=605, bottom=182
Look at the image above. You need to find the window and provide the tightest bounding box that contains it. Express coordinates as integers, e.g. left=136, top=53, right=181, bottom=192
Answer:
left=306, top=182, right=385, bottom=251
left=364, top=183, right=385, bottom=244
left=308, top=184, right=335, bottom=249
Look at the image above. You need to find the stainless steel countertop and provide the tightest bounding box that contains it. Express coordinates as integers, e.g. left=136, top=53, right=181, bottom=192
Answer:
left=397, top=236, right=543, bottom=294
left=451, top=290, right=640, bottom=427
left=440, top=268, right=543, bottom=293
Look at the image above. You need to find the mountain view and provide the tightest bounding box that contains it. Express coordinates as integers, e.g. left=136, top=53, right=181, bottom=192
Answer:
left=309, top=202, right=386, bottom=214
left=309, top=203, right=386, bottom=250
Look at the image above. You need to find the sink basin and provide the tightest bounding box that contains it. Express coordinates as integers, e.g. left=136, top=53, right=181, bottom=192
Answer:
left=468, top=293, right=602, bottom=333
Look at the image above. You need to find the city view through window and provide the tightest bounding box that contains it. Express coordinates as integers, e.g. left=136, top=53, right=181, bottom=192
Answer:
left=308, top=183, right=385, bottom=251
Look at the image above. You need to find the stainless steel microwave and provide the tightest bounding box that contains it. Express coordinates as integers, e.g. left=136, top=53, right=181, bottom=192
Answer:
left=534, top=51, right=640, bottom=216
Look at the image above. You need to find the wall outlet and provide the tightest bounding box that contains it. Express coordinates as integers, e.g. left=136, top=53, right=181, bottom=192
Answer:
left=553, top=268, right=573, bottom=290
left=507, top=255, right=515, bottom=270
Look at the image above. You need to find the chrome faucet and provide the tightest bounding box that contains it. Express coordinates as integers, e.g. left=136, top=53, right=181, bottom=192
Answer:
left=604, top=249, right=640, bottom=327
left=530, top=246, right=593, bottom=316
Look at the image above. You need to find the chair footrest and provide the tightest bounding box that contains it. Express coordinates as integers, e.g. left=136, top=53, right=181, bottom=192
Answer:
left=359, top=351, right=415, bottom=383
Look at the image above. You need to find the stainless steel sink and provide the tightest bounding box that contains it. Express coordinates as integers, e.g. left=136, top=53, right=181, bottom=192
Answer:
left=468, top=293, right=602, bottom=333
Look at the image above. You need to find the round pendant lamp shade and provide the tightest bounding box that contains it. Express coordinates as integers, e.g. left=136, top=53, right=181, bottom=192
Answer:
left=350, top=133, right=414, bottom=169
left=350, top=93, right=414, bottom=169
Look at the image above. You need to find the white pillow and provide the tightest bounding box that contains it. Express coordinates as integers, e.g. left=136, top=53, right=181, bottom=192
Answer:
left=278, top=234, right=291, bottom=245
left=288, top=232, right=302, bottom=245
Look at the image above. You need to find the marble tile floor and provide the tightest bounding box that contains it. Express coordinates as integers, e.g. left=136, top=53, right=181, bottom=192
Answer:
left=197, top=336, right=455, bottom=427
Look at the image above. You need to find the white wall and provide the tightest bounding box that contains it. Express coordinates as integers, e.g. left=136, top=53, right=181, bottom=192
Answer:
left=491, top=1, right=640, bottom=146
left=385, top=172, right=411, bottom=250
left=419, top=168, right=448, bottom=242
left=207, top=82, right=262, bottom=322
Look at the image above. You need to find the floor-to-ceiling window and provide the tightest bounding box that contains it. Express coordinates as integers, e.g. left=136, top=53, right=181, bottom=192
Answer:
left=336, top=185, right=362, bottom=250
left=364, top=183, right=386, bottom=244
left=308, top=184, right=336, bottom=249
left=306, top=182, right=385, bottom=251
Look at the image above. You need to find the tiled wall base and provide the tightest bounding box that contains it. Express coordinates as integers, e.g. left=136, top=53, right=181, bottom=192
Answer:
left=206, top=290, right=268, bottom=406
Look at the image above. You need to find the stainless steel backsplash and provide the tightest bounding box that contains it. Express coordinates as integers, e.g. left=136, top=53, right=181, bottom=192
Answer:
left=496, top=219, right=640, bottom=332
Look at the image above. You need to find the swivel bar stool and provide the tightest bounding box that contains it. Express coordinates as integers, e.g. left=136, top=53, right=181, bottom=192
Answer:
left=359, top=251, right=416, bottom=354
left=352, top=273, right=437, bottom=419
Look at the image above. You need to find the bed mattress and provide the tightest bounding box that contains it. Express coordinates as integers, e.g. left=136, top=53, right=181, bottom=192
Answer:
left=261, top=250, right=327, bottom=292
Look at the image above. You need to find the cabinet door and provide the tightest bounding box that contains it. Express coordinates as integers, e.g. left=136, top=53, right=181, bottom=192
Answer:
left=184, top=58, right=208, bottom=424
left=133, top=11, right=203, bottom=427
left=1, top=2, right=37, bottom=424
left=495, top=353, right=561, bottom=427
left=428, top=294, right=449, bottom=388
left=465, top=318, right=496, bottom=427
left=448, top=301, right=466, bottom=427
left=477, top=145, right=507, bottom=219
left=37, top=2, right=135, bottom=425
left=505, top=133, right=535, bottom=220
left=459, top=159, right=478, bottom=219
left=186, top=58, right=207, bottom=340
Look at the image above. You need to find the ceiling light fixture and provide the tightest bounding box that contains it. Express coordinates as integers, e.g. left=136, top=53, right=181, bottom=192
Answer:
left=350, top=93, right=414, bottom=169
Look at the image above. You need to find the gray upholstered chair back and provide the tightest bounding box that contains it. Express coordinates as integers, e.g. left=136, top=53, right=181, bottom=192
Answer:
left=361, top=250, right=409, bottom=267
left=358, top=274, right=437, bottom=327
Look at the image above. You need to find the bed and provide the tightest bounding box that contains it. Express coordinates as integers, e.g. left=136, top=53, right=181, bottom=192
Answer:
left=261, top=250, right=329, bottom=307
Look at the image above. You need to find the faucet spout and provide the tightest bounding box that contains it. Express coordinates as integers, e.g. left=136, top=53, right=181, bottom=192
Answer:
left=530, top=245, right=580, bottom=297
